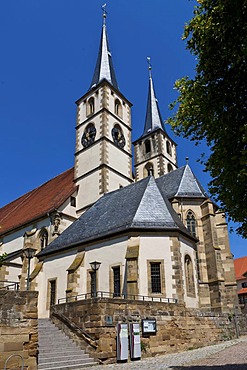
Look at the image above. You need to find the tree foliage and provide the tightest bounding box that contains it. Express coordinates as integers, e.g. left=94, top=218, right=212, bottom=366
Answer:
left=168, top=0, right=247, bottom=237
left=0, top=252, right=7, bottom=267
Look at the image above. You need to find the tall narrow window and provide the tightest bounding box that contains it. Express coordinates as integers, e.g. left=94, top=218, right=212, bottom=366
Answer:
left=144, top=162, right=154, bottom=177
left=113, top=266, right=121, bottom=297
left=185, top=255, right=195, bottom=296
left=150, top=262, right=161, bottom=293
left=39, top=228, right=48, bottom=250
left=49, top=280, right=56, bottom=307
left=90, top=271, right=97, bottom=297
left=167, top=163, right=173, bottom=173
left=115, top=99, right=122, bottom=117
left=145, top=140, right=151, bottom=154
left=186, top=211, right=196, bottom=237
left=166, top=141, right=172, bottom=155
left=87, top=97, right=95, bottom=116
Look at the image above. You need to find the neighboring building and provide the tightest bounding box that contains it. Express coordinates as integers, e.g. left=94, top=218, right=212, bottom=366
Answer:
left=234, top=257, right=247, bottom=310
left=0, top=12, right=237, bottom=317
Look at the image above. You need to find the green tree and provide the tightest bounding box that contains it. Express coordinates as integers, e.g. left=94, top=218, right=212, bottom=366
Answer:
left=0, top=252, right=7, bottom=267
left=168, top=0, right=247, bottom=237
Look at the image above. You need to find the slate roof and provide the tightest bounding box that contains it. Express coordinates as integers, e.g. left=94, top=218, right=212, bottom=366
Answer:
left=141, top=74, right=166, bottom=137
left=0, top=168, right=76, bottom=236
left=234, top=257, right=247, bottom=280
left=89, top=20, right=118, bottom=91
left=38, top=176, right=195, bottom=257
left=156, top=165, right=207, bottom=199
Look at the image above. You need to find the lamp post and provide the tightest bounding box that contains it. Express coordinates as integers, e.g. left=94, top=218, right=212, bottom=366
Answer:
left=90, top=261, right=101, bottom=298
left=23, top=247, right=36, bottom=290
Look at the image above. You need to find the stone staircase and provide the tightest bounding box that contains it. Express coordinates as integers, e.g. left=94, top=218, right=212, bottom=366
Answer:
left=38, top=319, right=98, bottom=370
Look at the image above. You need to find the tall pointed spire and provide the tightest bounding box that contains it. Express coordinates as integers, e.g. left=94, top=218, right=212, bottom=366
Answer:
left=90, top=5, right=118, bottom=90
left=141, top=58, right=166, bottom=137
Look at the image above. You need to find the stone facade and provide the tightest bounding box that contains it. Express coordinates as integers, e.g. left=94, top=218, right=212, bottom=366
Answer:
left=0, top=290, right=38, bottom=370
left=50, top=298, right=246, bottom=364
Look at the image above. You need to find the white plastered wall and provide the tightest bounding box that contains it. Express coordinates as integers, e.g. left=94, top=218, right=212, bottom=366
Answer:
left=37, top=250, right=76, bottom=318
left=138, top=235, right=176, bottom=299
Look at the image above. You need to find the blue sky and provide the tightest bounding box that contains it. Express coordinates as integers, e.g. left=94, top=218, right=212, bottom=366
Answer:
left=0, top=0, right=246, bottom=258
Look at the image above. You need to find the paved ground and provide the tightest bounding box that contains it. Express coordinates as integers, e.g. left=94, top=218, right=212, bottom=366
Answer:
left=91, top=336, right=247, bottom=369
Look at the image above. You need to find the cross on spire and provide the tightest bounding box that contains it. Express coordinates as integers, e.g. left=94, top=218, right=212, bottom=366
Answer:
left=147, top=56, right=152, bottom=78
left=102, top=3, right=107, bottom=23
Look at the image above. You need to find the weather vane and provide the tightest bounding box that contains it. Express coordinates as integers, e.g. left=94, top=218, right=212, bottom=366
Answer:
left=147, top=56, right=152, bottom=77
left=102, top=3, right=107, bottom=22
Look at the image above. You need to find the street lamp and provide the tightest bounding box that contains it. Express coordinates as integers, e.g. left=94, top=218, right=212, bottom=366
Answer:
left=23, top=247, right=36, bottom=290
left=89, top=261, right=101, bottom=298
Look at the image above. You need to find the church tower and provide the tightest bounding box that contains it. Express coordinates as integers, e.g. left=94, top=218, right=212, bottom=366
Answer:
left=74, top=10, right=133, bottom=215
left=133, top=60, right=177, bottom=180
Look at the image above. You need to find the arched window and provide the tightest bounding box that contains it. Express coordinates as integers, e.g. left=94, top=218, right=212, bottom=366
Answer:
left=186, top=211, right=196, bottom=237
left=86, top=97, right=95, bottom=116
left=144, top=162, right=154, bottom=177
left=184, top=255, right=195, bottom=296
left=115, top=99, right=122, bottom=117
left=39, top=228, right=48, bottom=250
left=166, top=141, right=172, bottom=155
left=145, top=140, right=151, bottom=154
left=167, top=163, right=173, bottom=173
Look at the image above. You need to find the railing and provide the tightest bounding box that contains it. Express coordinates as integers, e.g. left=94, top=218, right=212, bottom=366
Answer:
left=58, top=291, right=178, bottom=305
left=0, top=280, right=20, bottom=290
left=51, top=310, right=98, bottom=349
left=4, top=354, right=24, bottom=370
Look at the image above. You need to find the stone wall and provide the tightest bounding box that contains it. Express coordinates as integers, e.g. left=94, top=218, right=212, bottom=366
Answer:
left=0, top=290, right=38, bottom=370
left=51, top=298, right=247, bottom=364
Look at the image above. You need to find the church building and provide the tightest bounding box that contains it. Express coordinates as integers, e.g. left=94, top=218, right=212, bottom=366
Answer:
left=0, top=11, right=237, bottom=318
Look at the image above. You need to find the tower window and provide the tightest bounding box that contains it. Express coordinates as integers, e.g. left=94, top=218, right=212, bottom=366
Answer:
left=186, top=211, right=196, bottom=238
left=184, top=255, right=195, bottom=296
left=70, top=196, right=76, bottom=207
left=166, top=141, right=172, bottom=155
left=145, top=140, right=151, bottom=154
left=115, top=99, right=122, bottom=118
left=150, top=262, right=161, bottom=293
left=168, top=163, right=173, bottom=173
left=39, top=228, right=48, bottom=250
left=86, top=97, right=95, bottom=116
left=144, top=162, right=154, bottom=177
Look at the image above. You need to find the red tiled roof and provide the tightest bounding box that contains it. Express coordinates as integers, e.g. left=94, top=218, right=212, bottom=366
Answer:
left=234, top=257, right=247, bottom=280
left=238, top=287, right=247, bottom=295
left=0, top=168, right=76, bottom=236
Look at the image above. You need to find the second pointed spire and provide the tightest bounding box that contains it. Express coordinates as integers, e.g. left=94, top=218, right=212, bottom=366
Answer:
left=142, top=58, right=166, bottom=137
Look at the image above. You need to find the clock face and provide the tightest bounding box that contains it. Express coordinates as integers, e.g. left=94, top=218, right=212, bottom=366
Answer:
left=81, top=124, right=96, bottom=148
left=111, top=126, right=125, bottom=149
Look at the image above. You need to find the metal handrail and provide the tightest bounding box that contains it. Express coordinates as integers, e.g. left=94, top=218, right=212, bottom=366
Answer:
left=4, top=354, right=24, bottom=370
left=0, top=280, right=20, bottom=290
left=58, top=291, right=178, bottom=305
left=51, top=310, right=98, bottom=349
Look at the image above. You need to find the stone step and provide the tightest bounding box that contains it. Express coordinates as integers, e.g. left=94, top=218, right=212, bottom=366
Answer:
left=38, top=358, right=95, bottom=369
left=38, top=354, right=91, bottom=364
left=39, top=346, right=83, bottom=353
left=38, top=364, right=96, bottom=370
left=39, top=336, right=77, bottom=347
left=38, top=318, right=97, bottom=369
